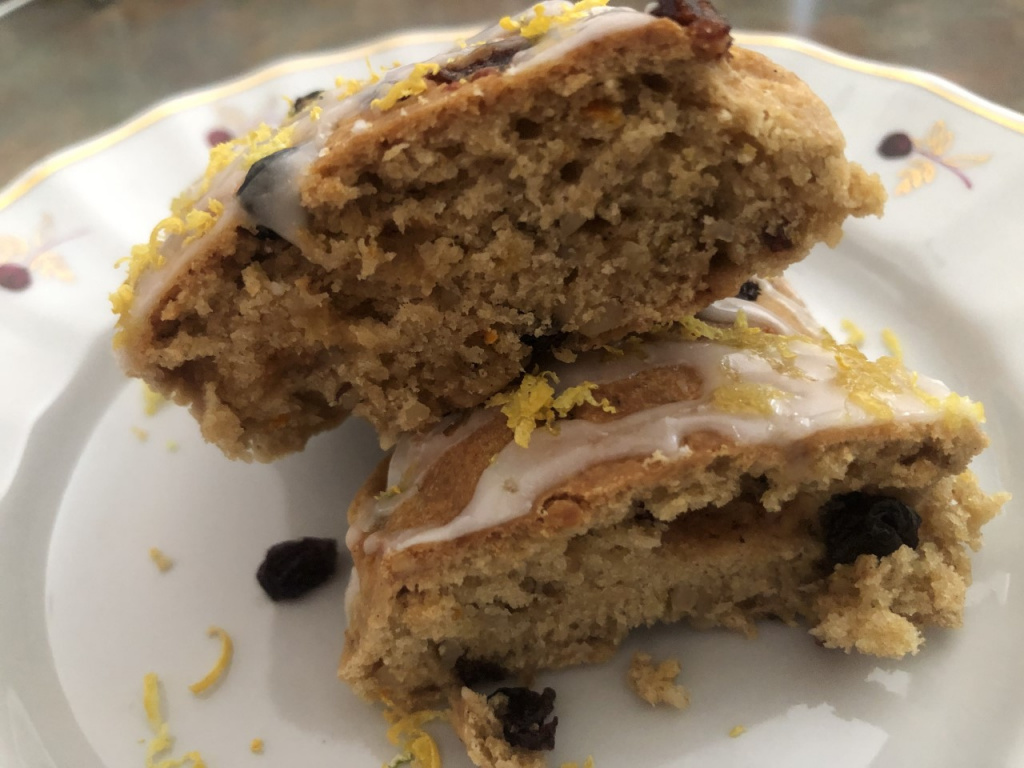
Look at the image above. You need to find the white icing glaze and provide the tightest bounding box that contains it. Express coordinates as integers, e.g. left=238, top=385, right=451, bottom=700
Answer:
left=344, top=569, right=360, bottom=620
left=697, top=278, right=823, bottom=337
left=508, top=6, right=655, bottom=73
left=350, top=293, right=977, bottom=554
left=125, top=2, right=659, bottom=326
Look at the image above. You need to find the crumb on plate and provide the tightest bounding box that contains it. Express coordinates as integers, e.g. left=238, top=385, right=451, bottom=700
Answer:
left=148, top=547, right=174, bottom=573
left=627, top=652, right=690, bottom=709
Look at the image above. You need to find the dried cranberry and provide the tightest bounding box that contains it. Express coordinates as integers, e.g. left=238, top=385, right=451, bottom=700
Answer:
left=820, top=493, right=921, bottom=567
left=256, top=537, right=338, bottom=601
left=736, top=280, right=760, bottom=301
left=488, top=687, right=558, bottom=751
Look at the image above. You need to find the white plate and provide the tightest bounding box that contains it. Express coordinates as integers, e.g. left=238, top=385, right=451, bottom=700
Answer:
left=1, top=26, right=1022, bottom=768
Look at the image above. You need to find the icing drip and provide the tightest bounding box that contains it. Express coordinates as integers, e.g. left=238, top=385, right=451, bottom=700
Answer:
left=696, top=278, right=822, bottom=337
left=351, top=290, right=981, bottom=555
left=116, top=1, right=661, bottom=328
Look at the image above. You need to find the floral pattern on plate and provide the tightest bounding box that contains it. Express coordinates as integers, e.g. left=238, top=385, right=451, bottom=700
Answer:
left=0, top=213, right=86, bottom=292
left=877, top=120, right=991, bottom=195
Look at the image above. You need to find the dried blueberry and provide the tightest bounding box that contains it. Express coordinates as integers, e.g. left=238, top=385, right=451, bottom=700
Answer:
left=820, top=493, right=921, bottom=567
left=455, top=656, right=509, bottom=687
left=736, top=280, right=760, bottom=301
left=237, top=146, right=308, bottom=239
left=878, top=132, right=914, bottom=159
left=256, top=537, right=338, bottom=601
left=488, top=687, right=558, bottom=751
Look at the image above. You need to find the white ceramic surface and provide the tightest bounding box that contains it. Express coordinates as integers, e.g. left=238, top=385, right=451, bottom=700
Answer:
left=0, top=26, right=1022, bottom=768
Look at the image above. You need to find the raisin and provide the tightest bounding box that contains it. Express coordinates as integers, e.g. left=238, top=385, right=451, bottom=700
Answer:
left=820, top=493, right=922, bottom=567
left=428, top=38, right=530, bottom=84
left=290, top=89, right=324, bottom=116
left=736, top=280, right=760, bottom=301
left=455, top=656, right=509, bottom=687
left=253, top=225, right=283, bottom=241
left=520, top=331, right=570, bottom=368
left=761, top=229, right=793, bottom=252
left=649, top=0, right=732, bottom=59
left=256, top=537, right=338, bottom=601
left=488, top=687, right=558, bottom=751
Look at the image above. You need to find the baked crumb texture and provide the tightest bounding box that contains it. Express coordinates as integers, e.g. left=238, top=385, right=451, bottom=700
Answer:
left=627, top=652, right=690, bottom=709
left=119, top=19, right=882, bottom=460
left=340, top=416, right=1001, bottom=721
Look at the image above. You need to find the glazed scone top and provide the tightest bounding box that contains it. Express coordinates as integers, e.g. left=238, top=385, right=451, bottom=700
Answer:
left=346, top=280, right=985, bottom=555
left=109, top=0, right=729, bottom=343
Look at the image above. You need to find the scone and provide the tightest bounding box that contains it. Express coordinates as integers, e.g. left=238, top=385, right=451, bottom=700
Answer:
left=111, top=0, right=883, bottom=460
left=339, top=279, right=1003, bottom=729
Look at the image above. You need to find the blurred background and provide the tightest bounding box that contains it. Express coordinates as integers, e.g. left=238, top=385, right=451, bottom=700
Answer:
left=2, top=0, right=1023, bottom=187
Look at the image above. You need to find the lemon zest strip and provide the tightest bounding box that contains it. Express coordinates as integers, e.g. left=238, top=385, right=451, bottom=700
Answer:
left=188, top=626, right=234, bottom=695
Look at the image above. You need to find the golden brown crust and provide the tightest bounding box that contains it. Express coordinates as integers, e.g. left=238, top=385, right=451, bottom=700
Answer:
left=119, top=18, right=884, bottom=460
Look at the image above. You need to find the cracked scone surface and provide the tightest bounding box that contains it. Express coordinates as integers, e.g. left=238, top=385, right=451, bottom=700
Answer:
left=339, top=283, right=1002, bottom=726
left=113, top=1, right=883, bottom=460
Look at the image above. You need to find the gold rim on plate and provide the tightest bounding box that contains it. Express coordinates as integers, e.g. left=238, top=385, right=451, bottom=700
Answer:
left=1, top=27, right=1022, bottom=213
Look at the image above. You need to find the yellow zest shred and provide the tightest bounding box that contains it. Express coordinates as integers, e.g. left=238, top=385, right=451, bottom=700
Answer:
left=166, top=440, right=180, bottom=453
left=336, top=77, right=369, bottom=97
left=500, top=0, right=609, bottom=38
left=149, top=547, right=174, bottom=573
left=132, top=426, right=150, bottom=442
left=250, top=738, right=264, bottom=754
left=371, top=63, right=441, bottom=111
left=310, top=105, right=323, bottom=121
left=182, top=199, right=225, bottom=245
left=188, top=626, right=234, bottom=695
left=112, top=119, right=294, bottom=331
left=881, top=328, right=903, bottom=360
left=711, top=381, right=788, bottom=416
left=487, top=373, right=616, bottom=447
left=840, top=318, right=865, bottom=348
left=383, top=710, right=446, bottom=768
left=729, top=725, right=747, bottom=738
left=143, top=383, right=168, bottom=416
left=560, top=758, right=596, bottom=768
left=375, top=485, right=403, bottom=500
left=676, top=312, right=985, bottom=428
left=142, top=673, right=207, bottom=768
